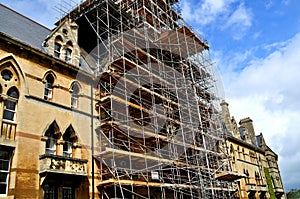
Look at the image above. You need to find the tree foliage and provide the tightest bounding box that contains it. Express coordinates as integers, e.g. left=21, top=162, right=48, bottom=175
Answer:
left=287, top=189, right=300, bottom=199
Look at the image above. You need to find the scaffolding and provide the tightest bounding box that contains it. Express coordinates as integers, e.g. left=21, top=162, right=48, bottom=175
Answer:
left=61, top=0, right=240, bottom=198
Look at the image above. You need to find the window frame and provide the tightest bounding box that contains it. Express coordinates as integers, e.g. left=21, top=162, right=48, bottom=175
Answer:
left=0, top=148, right=12, bottom=196
left=70, top=94, right=78, bottom=109
left=70, top=84, right=80, bottom=109
left=3, top=87, right=19, bottom=122
left=54, top=42, right=62, bottom=58
left=3, top=97, right=17, bottom=121
left=45, top=137, right=57, bottom=155
left=44, top=82, right=53, bottom=100
left=63, top=141, right=72, bottom=157
left=44, top=74, right=54, bottom=101
left=65, top=48, right=72, bottom=63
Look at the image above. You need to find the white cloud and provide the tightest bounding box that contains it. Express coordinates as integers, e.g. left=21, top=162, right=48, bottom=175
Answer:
left=181, top=0, right=236, bottom=25
left=224, top=3, right=252, bottom=39
left=225, top=4, right=252, bottom=28
left=219, top=33, right=300, bottom=190
left=181, top=0, right=252, bottom=40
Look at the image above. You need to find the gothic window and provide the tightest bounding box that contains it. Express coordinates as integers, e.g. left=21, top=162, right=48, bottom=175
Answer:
left=63, top=125, right=77, bottom=158
left=54, top=36, right=63, bottom=58
left=70, top=83, right=79, bottom=109
left=3, top=87, right=19, bottom=121
left=65, top=41, right=73, bottom=63
left=45, top=122, right=60, bottom=155
left=0, top=148, right=12, bottom=195
left=44, top=74, right=54, bottom=100
left=54, top=43, right=61, bottom=58
left=65, top=48, right=72, bottom=63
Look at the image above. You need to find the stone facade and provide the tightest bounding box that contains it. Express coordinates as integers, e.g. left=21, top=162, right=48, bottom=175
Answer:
left=0, top=4, right=98, bottom=198
left=221, top=101, right=286, bottom=199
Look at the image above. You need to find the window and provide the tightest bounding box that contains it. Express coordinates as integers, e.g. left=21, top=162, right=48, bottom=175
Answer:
left=70, top=84, right=79, bottom=109
left=65, top=48, right=72, bottom=63
left=44, top=74, right=54, bottom=100
left=45, top=121, right=60, bottom=155
left=0, top=148, right=12, bottom=195
left=63, top=141, right=72, bottom=157
left=43, top=184, right=58, bottom=199
left=65, top=41, right=73, bottom=63
left=54, top=43, right=62, bottom=58
left=63, top=125, right=77, bottom=158
left=54, top=36, right=63, bottom=58
left=3, top=87, right=19, bottom=121
left=46, top=137, right=57, bottom=155
left=62, top=187, right=75, bottom=199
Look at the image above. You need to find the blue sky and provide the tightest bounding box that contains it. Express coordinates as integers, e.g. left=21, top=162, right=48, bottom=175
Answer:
left=2, top=0, right=300, bottom=191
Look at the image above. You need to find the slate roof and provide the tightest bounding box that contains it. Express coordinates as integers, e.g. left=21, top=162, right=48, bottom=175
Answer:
left=0, top=4, right=50, bottom=50
left=0, top=4, right=94, bottom=74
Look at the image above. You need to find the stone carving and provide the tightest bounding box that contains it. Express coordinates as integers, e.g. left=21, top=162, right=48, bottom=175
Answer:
left=50, top=158, right=65, bottom=169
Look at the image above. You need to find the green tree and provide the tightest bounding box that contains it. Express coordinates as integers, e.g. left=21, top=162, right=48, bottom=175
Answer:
left=287, top=189, right=300, bottom=199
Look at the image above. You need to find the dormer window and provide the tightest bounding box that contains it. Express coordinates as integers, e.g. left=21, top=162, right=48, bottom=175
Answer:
left=54, top=43, right=61, bottom=58
left=54, top=36, right=63, bottom=58
left=65, top=48, right=72, bottom=63
left=44, top=74, right=54, bottom=100
left=65, top=41, right=73, bottom=63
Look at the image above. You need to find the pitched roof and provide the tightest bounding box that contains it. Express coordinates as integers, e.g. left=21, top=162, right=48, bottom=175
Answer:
left=0, top=4, right=50, bottom=50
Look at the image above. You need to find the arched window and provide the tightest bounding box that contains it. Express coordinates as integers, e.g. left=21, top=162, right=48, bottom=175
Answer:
left=44, top=74, right=54, bottom=100
left=65, top=41, right=73, bottom=63
left=54, top=36, right=63, bottom=58
left=65, top=48, right=72, bottom=63
left=45, top=121, right=60, bottom=155
left=70, top=83, right=79, bottom=109
left=63, top=125, right=77, bottom=157
left=3, top=87, right=19, bottom=121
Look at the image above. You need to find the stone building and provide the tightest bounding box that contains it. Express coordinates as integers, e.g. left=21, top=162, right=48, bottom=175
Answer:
left=0, top=1, right=286, bottom=198
left=0, top=3, right=96, bottom=198
left=221, top=101, right=286, bottom=199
